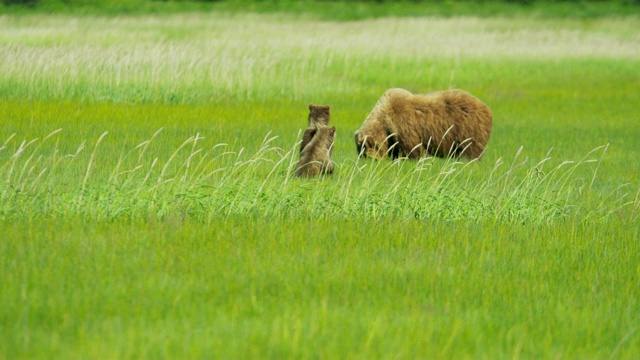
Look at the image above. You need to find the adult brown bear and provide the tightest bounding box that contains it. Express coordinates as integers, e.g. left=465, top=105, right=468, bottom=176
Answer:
left=354, top=88, right=492, bottom=160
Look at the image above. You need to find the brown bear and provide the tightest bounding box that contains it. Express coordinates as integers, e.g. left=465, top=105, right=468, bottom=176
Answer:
left=295, top=126, right=336, bottom=178
left=354, top=88, right=492, bottom=160
left=300, top=104, right=330, bottom=153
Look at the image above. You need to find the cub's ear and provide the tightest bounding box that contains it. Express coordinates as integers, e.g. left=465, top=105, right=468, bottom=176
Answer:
left=328, top=126, right=336, bottom=136
left=323, top=105, right=330, bottom=111
left=309, top=103, right=315, bottom=110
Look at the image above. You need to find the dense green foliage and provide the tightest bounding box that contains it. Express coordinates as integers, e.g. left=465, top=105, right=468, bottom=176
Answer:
left=1, top=10, right=639, bottom=359
left=2, top=0, right=640, bottom=18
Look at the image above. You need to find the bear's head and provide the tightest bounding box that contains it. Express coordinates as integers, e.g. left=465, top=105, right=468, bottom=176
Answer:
left=318, top=126, right=336, bottom=146
left=354, top=129, right=388, bottom=159
left=308, top=104, right=330, bottom=127
left=322, top=125, right=336, bottom=137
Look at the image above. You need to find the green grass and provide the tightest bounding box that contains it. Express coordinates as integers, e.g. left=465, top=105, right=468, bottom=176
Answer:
left=2, top=219, right=639, bottom=358
left=1, top=11, right=640, bottom=359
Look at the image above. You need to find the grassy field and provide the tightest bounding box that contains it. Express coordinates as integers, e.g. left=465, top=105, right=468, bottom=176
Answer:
left=1, top=9, right=640, bottom=359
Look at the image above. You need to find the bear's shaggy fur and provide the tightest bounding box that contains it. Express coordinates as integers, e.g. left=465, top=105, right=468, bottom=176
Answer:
left=354, top=88, right=492, bottom=160
left=295, top=126, right=335, bottom=178
left=301, top=104, right=330, bottom=153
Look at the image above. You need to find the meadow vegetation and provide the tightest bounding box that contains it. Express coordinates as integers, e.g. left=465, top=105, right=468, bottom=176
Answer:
left=3, top=0, right=640, bottom=19
left=1, top=8, right=639, bottom=359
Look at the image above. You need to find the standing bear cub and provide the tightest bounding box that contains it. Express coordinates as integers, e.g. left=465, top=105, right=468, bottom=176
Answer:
left=354, top=88, right=492, bottom=160
left=295, top=126, right=336, bottom=178
left=300, top=104, right=331, bottom=153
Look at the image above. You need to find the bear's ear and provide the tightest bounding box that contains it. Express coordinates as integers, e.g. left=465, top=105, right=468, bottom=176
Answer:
left=323, top=105, right=330, bottom=111
left=328, top=126, right=336, bottom=136
left=309, top=103, right=314, bottom=110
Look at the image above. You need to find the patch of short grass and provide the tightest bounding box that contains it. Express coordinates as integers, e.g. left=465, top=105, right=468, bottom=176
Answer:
left=1, top=218, right=639, bottom=358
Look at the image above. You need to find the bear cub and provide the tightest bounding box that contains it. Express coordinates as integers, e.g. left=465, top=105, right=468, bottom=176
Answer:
left=300, top=104, right=330, bottom=153
left=295, top=126, right=336, bottom=178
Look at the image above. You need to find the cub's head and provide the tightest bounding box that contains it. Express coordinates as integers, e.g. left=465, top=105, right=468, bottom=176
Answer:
left=354, top=130, right=388, bottom=159
left=317, top=126, right=336, bottom=142
left=308, top=104, right=330, bottom=127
